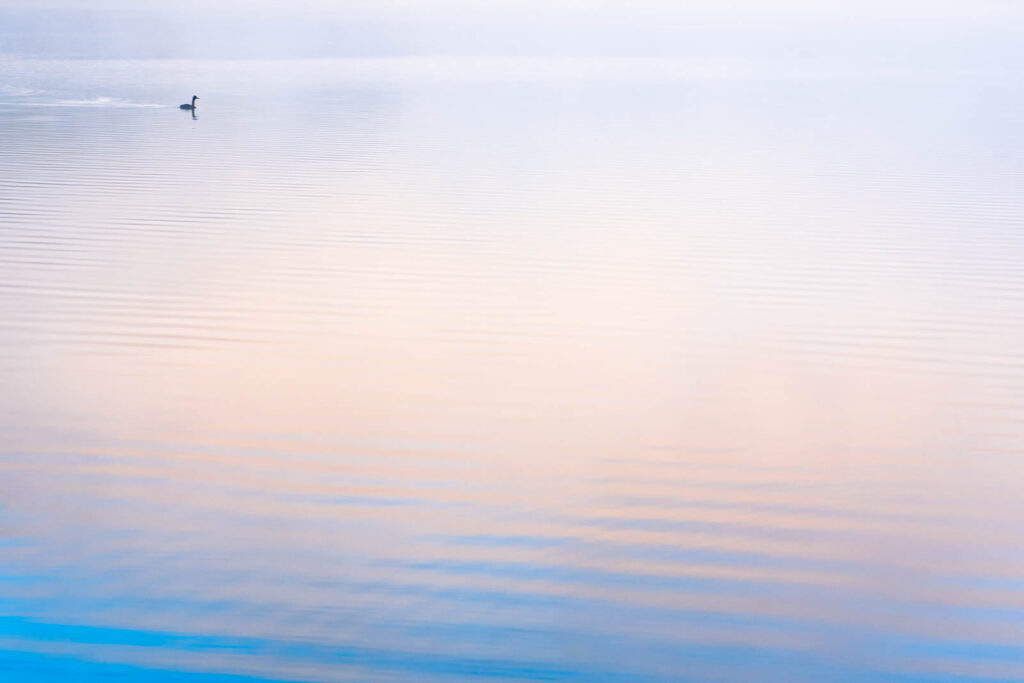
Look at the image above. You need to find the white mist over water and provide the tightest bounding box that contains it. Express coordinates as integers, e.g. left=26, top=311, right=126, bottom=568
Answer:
left=1, top=0, right=1022, bottom=62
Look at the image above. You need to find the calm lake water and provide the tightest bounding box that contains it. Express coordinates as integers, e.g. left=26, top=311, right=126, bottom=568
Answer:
left=1, top=56, right=1024, bottom=682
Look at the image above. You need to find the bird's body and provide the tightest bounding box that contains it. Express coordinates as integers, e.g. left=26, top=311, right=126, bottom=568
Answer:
left=180, top=95, right=198, bottom=110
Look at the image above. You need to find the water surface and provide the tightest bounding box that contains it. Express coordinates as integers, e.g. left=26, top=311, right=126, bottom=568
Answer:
left=1, top=56, right=1024, bottom=682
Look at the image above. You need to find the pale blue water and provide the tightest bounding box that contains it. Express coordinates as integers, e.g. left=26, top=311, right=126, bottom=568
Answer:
left=1, top=55, right=1024, bottom=682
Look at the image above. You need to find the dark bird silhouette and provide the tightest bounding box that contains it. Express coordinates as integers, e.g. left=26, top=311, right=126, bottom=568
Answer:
left=179, top=95, right=199, bottom=111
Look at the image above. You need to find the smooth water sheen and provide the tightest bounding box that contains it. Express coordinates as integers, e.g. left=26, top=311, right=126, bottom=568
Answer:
left=1, top=56, right=1024, bottom=682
